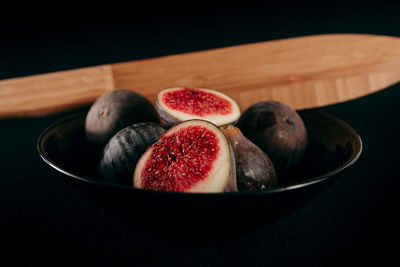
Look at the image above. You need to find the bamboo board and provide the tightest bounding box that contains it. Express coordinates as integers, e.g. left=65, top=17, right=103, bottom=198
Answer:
left=1, top=34, right=400, bottom=118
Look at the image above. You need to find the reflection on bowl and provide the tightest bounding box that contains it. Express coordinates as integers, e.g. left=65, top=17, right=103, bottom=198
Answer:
left=37, top=110, right=362, bottom=241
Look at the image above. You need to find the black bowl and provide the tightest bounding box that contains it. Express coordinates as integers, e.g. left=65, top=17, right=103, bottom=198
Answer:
left=37, top=110, right=362, bottom=241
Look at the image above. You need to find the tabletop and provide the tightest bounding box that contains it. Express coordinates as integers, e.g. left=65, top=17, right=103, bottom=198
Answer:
left=1, top=3, right=399, bottom=266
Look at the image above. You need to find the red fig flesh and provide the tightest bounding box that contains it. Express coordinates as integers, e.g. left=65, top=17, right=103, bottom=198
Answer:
left=133, top=120, right=237, bottom=193
left=221, top=125, right=277, bottom=191
left=156, top=87, right=241, bottom=127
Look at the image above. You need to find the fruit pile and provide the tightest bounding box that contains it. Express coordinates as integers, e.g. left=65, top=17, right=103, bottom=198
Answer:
left=85, top=87, right=308, bottom=193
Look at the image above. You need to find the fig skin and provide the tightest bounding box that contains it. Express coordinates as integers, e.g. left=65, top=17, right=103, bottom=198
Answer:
left=236, top=101, right=308, bottom=172
left=99, top=122, right=166, bottom=185
left=133, top=119, right=237, bottom=193
left=221, top=125, right=277, bottom=191
left=85, top=89, right=160, bottom=148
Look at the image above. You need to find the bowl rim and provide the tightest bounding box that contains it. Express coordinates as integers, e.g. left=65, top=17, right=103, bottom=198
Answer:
left=37, top=110, right=363, bottom=197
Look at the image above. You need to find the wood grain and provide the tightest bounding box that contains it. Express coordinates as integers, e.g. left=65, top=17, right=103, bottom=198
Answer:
left=1, top=34, right=400, bottom=118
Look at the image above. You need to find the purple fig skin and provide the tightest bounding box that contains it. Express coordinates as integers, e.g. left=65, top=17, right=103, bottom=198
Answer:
left=236, top=101, right=308, bottom=172
left=155, top=98, right=181, bottom=127
left=225, top=141, right=239, bottom=192
left=99, top=122, right=166, bottom=185
left=221, top=125, right=277, bottom=191
left=85, top=89, right=160, bottom=148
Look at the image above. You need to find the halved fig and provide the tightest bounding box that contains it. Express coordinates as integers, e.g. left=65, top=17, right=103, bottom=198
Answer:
left=133, top=120, right=237, bottom=193
left=156, top=87, right=241, bottom=127
left=220, top=125, right=277, bottom=191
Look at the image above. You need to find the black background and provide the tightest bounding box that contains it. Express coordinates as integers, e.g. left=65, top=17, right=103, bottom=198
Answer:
left=1, top=2, right=400, bottom=266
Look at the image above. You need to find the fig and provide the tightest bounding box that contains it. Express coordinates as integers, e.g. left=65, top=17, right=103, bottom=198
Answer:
left=221, top=125, right=277, bottom=191
left=85, top=89, right=159, bottom=148
left=133, top=120, right=237, bottom=193
left=155, top=87, right=241, bottom=127
left=99, top=122, right=166, bottom=185
left=236, top=101, right=308, bottom=172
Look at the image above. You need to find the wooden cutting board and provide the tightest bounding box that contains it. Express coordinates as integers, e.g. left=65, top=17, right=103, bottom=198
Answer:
left=1, top=33, right=400, bottom=118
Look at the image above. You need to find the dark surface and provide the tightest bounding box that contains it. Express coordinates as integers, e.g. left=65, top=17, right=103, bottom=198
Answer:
left=1, top=3, right=400, bottom=266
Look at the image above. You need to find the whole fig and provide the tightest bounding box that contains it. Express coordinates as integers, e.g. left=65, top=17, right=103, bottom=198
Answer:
left=85, top=89, right=159, bottom=148
left=236, top=101, right=307, bottom=172
left=99, top=122, right=166, bottom=185
left=221, top=125, right=277, bottom=191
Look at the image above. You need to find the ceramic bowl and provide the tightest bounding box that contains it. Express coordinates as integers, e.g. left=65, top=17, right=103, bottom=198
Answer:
left=37, top=110, right=362, bottom=240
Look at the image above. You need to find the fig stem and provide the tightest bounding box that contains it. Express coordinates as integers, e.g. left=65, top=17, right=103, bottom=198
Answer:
left=220, top=125, right=238, bottom=136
